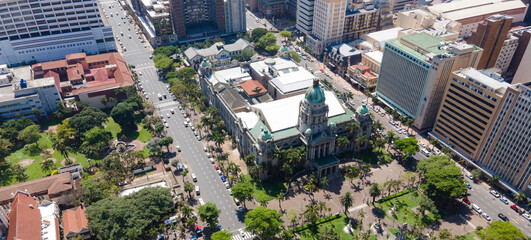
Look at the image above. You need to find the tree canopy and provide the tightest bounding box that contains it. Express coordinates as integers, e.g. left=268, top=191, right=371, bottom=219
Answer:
left=111, top=102, right=136, bottom=130
left=256, top=32, right=279, bottom=54
left=211, top=230, right=232, bottom=240
left=480, top=221, right=526, bottom=240
left=68, top=107, right=107, bottom=134
left=232, top=181, right=254, bottom=207
left=418, top=155, right=466, bottom=204
left=17, top=125, right=41, bottom=144
left=198, top=202, right=221, bottom=228
left=251, top=28, right=268, bottom=42
left=245, top=206, right=283, bottom=239
left=86, top=187, right=173, bottom=240
left=394, top=137, right=420, bottom=157
left=81, top=127, right=113, bottom=158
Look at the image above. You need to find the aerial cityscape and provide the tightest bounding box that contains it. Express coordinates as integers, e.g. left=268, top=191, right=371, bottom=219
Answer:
left=0, top=0, right=530, bottom=239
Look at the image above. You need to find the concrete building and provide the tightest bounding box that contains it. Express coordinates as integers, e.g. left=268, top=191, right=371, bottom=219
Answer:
left=324, top=44, right=362, bottom=77
left=375, top=33, right=483, bottom=130
left=512, top=37, right=531, bottom=84
left=184, top=39, right=254, bottom=70
left=296, top=0, right=315, bottom=36
left=467, top=15, right=513, bottom=70
left=0, top=173, right=77, bottom=206
left=225, top=0, right=247, bottom=34
left=508, top=26, right=531, bottom=80
left=168, top=0, right=230, bottom=41
left=130, top=0, right=176, bottom=46
left=346, top=51, right=382, bottom=90
left=373, top=0, right=394, bottom=30
left=395, top=9, right=461, bottom=41
left=258, top=0, right=286, bottom=18
left=31, top=52, right=134, bottom=109
left=0, top=64, right=12, bottom=85
left=388, top=0, right=417, bottom=13
left=305, top=0, right=347, bottom=56
left=0, top=0, right=116, bottom=66
left=199, top=60, right=372, bottom=179
left=342, top=3, right=380, bottom=42
left=426, top=0, right=526, bottom=38
left=0, top=67, right=61, bottom=121
left=494, top=34, right=519, bottom=74
left=432, top=68, right=531, bottom=196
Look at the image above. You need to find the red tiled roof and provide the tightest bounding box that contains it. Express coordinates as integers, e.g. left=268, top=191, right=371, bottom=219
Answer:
left=65, top=53, right=87, bottom=61
left=0, top=173, right=73, bottom=205
left=6, top=192, right=42, bottom=240
left=240, top=80, right=267, bottom=96
left=44, top=70, right=62, bottom=93
left=63, top=206, right=89, bottom=238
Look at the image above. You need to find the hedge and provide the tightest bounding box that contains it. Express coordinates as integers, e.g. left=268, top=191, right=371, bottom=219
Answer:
left=285, top=214, right=342, bottom=235
left=377, top=187, right=418, bottom=203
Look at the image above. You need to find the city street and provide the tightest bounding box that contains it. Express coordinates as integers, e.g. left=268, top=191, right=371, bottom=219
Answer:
left=98, top=0, right=248, bottom=236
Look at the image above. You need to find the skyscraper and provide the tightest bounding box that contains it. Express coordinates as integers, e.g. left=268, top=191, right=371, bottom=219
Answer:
left=168, top=0, right=226, bottom=40
left=305, top=0, right=346, bottom=55
left=467, top=15, right=513, bottom=70
left=0, top=0, right=116, bottom=66
left=375, top=33, right=482, bottom=130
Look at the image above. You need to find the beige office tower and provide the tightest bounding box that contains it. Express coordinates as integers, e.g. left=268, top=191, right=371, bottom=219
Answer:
left=433, top=68, right=531, bottom=194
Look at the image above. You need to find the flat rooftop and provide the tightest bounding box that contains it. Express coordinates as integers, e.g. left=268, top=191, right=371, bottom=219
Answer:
left=364, top=51, right=383, bottom=64
left=457, top=68, right=510, bottom=93
left=270, top=68, right=315, bottom=94
left=362, top=27, right=403, bottom=47
left=387, top=32, right=447, bottom=60
left=428, top=0, right=526, bottom=21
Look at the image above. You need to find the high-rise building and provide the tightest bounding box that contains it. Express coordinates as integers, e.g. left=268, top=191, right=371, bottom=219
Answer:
left=225, top=0, right=247, bottom=34
left=168, top=0, right=227, bottom=41
left=494, top=34, right=518, bottom=73
left=342, top=3, right=380, bottom=42
left=467, top=15, right=513, bottom=70
left=305, top=0, right=347, bottom=55
left=388, top=0, right=416, bottom=12
left=432, top=68, right=531, bottom=195
left=0, top=0, right=116, bottom=66
left=375, top=33, right=482, bottom=130
left=257, top=0, right=286, bottom=18
left=512, top=38, right=531, bottom=84
left=426, top=0, right=526, bottom=38
left=296, top=0, right=315, bottom=36
left=508, top=27, right=531, bottom=78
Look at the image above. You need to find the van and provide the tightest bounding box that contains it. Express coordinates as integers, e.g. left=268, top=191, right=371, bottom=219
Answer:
left=421, top=148, right=430, bottom=157
left=472, top=204, right=482, bottom=213
left=195, top=186, right=200, bottom=195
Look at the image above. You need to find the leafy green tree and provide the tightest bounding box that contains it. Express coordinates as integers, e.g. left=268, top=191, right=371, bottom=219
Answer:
left=418, top=196, right=437, bottom=216
left=159, top=136, right=174, bottom=152
left=184, top=182, right=195, bottom=199
left=0, top=118, right=34, bottom=145
left=480, top=221, right=525, bottom=240
left=41, top=159, right=56, bottom=175
left=318, top=225, right=340, bottom=240
left=289, top=51, right=301, bottom=62
left=369, top=183, right=381, bottom=204
left=55, top=119, right=77, bottom=142
left=385, top=130, right=397, bottom=150
left=211, top=230, right=232, bottom=240
left=198, top=202, right=221, bottom=228
left=81, top=174, right=111, bottom=204
left=86, top=187, right=173, bottom=240
left=17, top=125, right=41, bottom=144
left=54, top=102, right=74, bottom=120
left=111, top=102, right=136, bottom=130
left=147, top=137, right=162, bottom=155
left=232, top=181, right=254, bottom=208
left=232, top=49, right=255, bottom=62
left=153, top=55, right=174, bottom=72
left=245, top=206, right=283, bottom=239
left=256, top=32, right=279, bottom=53
left=0, top=138, right=12, bottom=158
left=439, top=229, right=452, bottom=239
left=81, top=127, right=112, bottom=158
left=339, top=192, right=353, bottom=216
left=471, top=169, right=484, bottom=181
left=68, top=107, right=107, bottom=134
left=251, top=28, right=268, bottom=42
left=303, top=201, right=319, bottom=224
left=52, top=137, right=71, bottom=161
left=417, top=156, right=466, bottom=204
left=394, top=137, right=420, bottom=157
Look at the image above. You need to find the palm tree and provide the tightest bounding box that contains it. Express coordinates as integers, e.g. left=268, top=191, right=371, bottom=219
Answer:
left=430, top=138, right=439, bottom=150
left=41, top=159, right=55, bottom=175
left=272, top=146, right=284, bottom=164
left=346, top=92, right=354, bottom=101
left=515, top=191, right=527, bottom=204
left=318, top=201, right=327, bottom=217
left=365, top=91, right=371, bottom=101
left=385, top=131, right=397, bottom=151
left=369, top=183, right=381, bottom=205
left=356, top=135, right=368, bottom=149
left=195, top=123, right=203, bottom=137
left=405, top=118, right=414, bottom=133
left=52, top=138, right=70, bottom=162
left=276, top=193, right=284, bottom=210
left=320, top=176, right=329, bottom=193
left=339, top=192, right=354, bottom=216
left=231, top=164, right=242, bottom=177
left=304, top=202, right=319, bottom=224
left=346, top=121, right=361, bottom=136
left=337, top=136, right=350, bottom=150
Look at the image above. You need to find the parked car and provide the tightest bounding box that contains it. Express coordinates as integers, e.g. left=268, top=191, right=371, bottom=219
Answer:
left=465, top=172, right=473, bottom=180
left=210, top=158, right=215, bottom=164
left=511, top=205, right=519, bottom=212
left=490, top=190, right=500, bottom=198
left=217, top=170, right=222, bottom=175
left=225, top=182, right=230, bottom=189
left=199, top=198, right=205, bottom=205
left=472, top=204, right=482, bottom=213
left=464, top=182, right=471, bottom=189
left=523, top=213, right=531, bottom=221
left=214, top=164, right=219, bottom=170
left=195, top=186, right=200, bottom=195
left=176, top=145, right=181, bottom=152
left=462, top=197, right=470, bottom=204
left=228, top=189, right=232, bottom=195
left=192, top=173, right=197, bottom=182
left=482, top=213, right=491, bottom=221
left=500, top=196, right=509, bottom=205
left=221, top=176, right=226, bottom=182
left=203, top=147, right=207, bottom=152
left=498, top=213, right=508, bottom=221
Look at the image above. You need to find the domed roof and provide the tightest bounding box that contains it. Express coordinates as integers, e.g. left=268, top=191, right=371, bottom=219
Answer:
left=305, top=128, right=313, bottom=135
left=280, top=45, right=289, bottom=53
left=200, top=59, right=211, bottom=68
left=259, top=130, right=272, bottom=141
left=357, top=104, right=369, bottom=115
left=305, top=78, right=326, bottom=103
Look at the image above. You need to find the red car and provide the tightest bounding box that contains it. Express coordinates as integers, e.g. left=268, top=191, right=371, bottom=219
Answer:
left=511, top=205, right=519, bottom=212
left=214, top=164, right=219, bottom=170
left=320, top=69, right=324, bottom=72
left=462, top=197, right=470, bottom=204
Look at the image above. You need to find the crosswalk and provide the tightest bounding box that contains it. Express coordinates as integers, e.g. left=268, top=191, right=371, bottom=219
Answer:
left=156, top=101, right=178, bottom=109
left=231, top=228, right=255, bottom=240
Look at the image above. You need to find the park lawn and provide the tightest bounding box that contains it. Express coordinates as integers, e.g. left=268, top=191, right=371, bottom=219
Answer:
left=243, top=175, right=288, bottom=202
left=105, top=117, right=122, bottom=140
left=376, top=191, right=438, bottom=227
left=297, top=216, right=358, bottom=240
left=356, top=147, right=393, bottom=165
left=6, top=132, right=89, bottom=183
left=105, top=117, right=151, bottom=143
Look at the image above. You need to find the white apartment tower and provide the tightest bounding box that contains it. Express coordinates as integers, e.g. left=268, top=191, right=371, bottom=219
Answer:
left=0, top=0, right=116, bottom=66
left=306, top=0, right=346, bottom=55
left=495, top=34, right=518, bottom=73
left=296, top=0, right=315, bottom=35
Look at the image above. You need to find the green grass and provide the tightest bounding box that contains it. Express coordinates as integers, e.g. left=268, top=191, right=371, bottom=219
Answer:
left=6, top=132, right=89, bottom=183
left=356, top=147, right=393, bottom=165
left=298, top=216, right=358, bottom=240
left=243, top=175, right=288, bottom=202
left=105, top=117, right=151, bottom=143
left=376, top=190, right=438, bottom=227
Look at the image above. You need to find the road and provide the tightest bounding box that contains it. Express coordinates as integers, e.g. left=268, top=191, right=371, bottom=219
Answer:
left=98, top=0, right=247, bottom=236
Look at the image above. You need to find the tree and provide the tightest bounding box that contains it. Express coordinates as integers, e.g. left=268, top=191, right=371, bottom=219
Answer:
left=100, top=152, right=133, bottom=186
left=233, top=49, right=256, bottom=62
left=418, top=196, right=437, bottom=216
left=100, top=96, right=108, bottom=107
left=198, top=202, right=221, bottom=228
left=369, top=183, right=381, bottom=204
left=111, top=102, right=136, bottom=130
left=441, top=146, right=454, bottom=159
left=251, top=28, right=268, bottom=42
left=430, top=138, right=439, bottom=149
left=232, top=181, right=254, bottom=208
left=41, top=159, right=55, bottom=175
left=52, top=138, right=70, bottom=161
left=480, top=221, right=525, bottom=240
left=81, top=127, right=112, bottom=158
left=279, top=30, right=292, bottom=41
left=211, top=230, right=232, bottom=240
left=153, top=55, right=174, bottom=72
left=346, top=121, right=361, bottom=136
left=147, top=137, right=162, bottom=155
left=471, top=169, right=484, bottom=181
left=68, top=107, right=107, bottom=134
left=86, top=187, right=173, bottom=240
left=385, top=130, right=397, bottom=151
left=318, top=225, right=340, bottom=240
left=0, top=139, right=12, bottom=158
left=31, top=108, right=41, bottom=119
left=304, top=201, right=319, bottom=224
left=439, top=229, right=452, bottom=239
left=245, top=206, right=283, bottom=240
left=401, top=171, right=417, bottom=187
left=17, top=125, right=41, bottom=144
left=55, top=119, right=77, bottom=142
left=276, top=193, right=284, bottom=209
left=289, top=51, right=301, bottom=62
left=257, top=32, right=279, bottom=54
left=337, top=136, right=350, bottom=150
left=514, top=191, right=526, bottom=204
left=394, top=137, right=420, bottom=158
left=184, top=182, right=195, bottom=199
left=339, top=192, right=353, bottom=216
left=159, top=136, right=174, bottom=152
left=81, top=174, right=111, bottom=204
left=417, top=156, right=466, bottom=204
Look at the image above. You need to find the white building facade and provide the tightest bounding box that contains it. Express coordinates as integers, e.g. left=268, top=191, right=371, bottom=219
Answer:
left=495, top=35, right=519, bottom=73
left=306, top=0, right=346, bottom=56
left=0, top=0, right=116, bottom=66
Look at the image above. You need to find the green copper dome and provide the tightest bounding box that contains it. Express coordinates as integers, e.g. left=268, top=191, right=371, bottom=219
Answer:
left=357, top=104, right=369, bottom=115
left=305, top=78, right=325, bottom=103
left=201, top=59, right=211, bottom=68
left=280, top=45, right=289, bottom=53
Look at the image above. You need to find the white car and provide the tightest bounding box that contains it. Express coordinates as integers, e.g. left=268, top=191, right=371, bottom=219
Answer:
left=465, top=172, right=473, bottom=180
left=191, top=126, right=195, bottom=131
left=421, top=148, right=430, bottom=157
left=228, top=189, right=232, bottom=195
left=490, top=190, right=500, bottom=198
left=434, top=149, right=441, bottom=155
left=176, top=145, right=181, bottom=152
left=523, top=213, right=531, bottom=221
left=192, top=173, right=197, bottom=182
left=419, top=142, right=426, bottom=148
left=210, top=158, right=215, bottom=164
left=225, top=182, right=230, bottom=189
left=217, top=170, right=222, bottom=175
left=199, top=198, right=205, bottom=205
left=482, top=213, right=491, bottom=221
left=183, top=121, right=188, bottom=127
left=195, top=186, right=200, bottom=195
left=170, top=109, right=174, bottom=114
left=164, top=123, right=169, bottom=128
left=472, top=204, right=482, bottom=213
left=203, top=147, right=207, bottom=152
left=206, top=153, right=211, bottom=158
left=166, top=113, right=170, bottom=118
